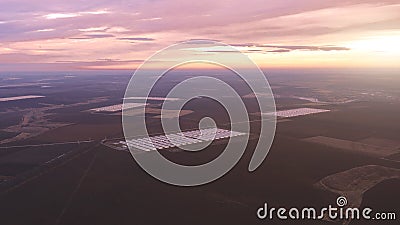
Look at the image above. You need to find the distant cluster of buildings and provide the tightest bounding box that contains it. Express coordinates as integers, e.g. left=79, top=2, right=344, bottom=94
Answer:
left=276, top=108, right=330, bottom=118
left=120, top=128, right=245, bottom=152
left=90, top=103, right=146, bottom=112
left=0, top=95, right=45, bottom=102
left=264, top=107, right=330, bottom=118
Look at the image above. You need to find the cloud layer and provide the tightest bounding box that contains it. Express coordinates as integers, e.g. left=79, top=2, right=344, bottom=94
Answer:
left=0, top=0, right=399, bottom=70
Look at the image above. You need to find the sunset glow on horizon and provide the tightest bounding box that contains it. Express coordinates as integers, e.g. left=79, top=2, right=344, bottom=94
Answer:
left=1, top=0, right=399, bottom=71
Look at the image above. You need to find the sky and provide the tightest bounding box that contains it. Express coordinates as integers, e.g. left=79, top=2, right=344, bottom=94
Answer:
left=0, top=0, right=399, bottom=71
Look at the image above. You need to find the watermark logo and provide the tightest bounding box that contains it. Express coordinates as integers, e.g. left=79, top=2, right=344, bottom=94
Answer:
left=122, top=40, right=276, bottom=186
left=336, top=196, right=347, bottom=207
left=257, top=196, right=397, bottom=221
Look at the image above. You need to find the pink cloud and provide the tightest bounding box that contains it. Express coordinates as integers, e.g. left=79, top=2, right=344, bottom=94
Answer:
left=1, top=0, right=399, bottom=70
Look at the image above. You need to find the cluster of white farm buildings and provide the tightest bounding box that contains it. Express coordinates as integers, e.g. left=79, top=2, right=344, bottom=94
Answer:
left=263, top=107, right=330, bottom=118
left=90, top=103, right=147, bottom=112
left=121, top=128, right=245, bottom=152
